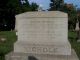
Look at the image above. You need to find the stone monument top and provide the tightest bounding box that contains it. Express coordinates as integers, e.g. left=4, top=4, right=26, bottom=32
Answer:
left=16, top=11, right=67, bottom=18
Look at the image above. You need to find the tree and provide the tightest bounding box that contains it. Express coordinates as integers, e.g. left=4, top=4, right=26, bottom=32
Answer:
left=62, top=4, right=77, bottom=30
left=49, top=0, right=77, bottom=30
left=49, top=0, right=64, bottom=11
left=30, top=3, right=39, bottom=11
left=19, top=0, right=31, bottom=13
left=0, top=0, right=12, bottom=30
left=0, top=0, right=39, bottom=31
left=7, top=0, right=31, bottom=14
left=0, top=0, right=20, bottom=30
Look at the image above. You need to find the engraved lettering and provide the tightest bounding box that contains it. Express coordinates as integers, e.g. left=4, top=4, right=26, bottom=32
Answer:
left=43, top=48, right=48, bottom=52
left=32, top=47, right=36, bottom=52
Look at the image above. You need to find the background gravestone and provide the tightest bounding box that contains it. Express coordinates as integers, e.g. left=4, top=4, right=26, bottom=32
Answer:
left=6, top=11, right=79, bottom=60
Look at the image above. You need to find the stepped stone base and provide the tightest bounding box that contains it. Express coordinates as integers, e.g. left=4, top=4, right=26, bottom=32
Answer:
left=14, top=41, right=71, bottom=55
left=5, top=49, right=79, bottom=60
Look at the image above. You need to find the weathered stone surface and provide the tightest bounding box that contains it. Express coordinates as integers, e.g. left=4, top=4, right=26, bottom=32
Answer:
left=5, top=49, right=79, bottom=60
left=14, top=11, right=71, bottom=55
left=14, top=41, right=71, bottom=55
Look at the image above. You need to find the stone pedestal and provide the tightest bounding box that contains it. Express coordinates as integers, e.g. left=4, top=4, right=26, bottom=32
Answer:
left=5, top=11, right=79, bottom=60
left=5, top=49, right=79, bottom=60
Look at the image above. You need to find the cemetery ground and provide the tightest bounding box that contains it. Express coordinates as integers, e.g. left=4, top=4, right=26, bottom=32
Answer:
left=0, top=31, right=17, bottom=60
left=0, top=31, right=79, bottom=60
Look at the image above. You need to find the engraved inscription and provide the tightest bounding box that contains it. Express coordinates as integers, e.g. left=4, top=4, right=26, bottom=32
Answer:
left=26, top=46, right=58, bottom=54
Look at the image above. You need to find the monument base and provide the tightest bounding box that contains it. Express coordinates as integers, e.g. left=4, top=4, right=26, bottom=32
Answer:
left=14, top=41, right=71, bottom=55
left=5, top=49, right=79, bottom=60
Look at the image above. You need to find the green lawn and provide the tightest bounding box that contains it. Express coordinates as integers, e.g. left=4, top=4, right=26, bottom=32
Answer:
left=68, top=31, right=80, bottom=60
left=0, top=31, right=17, bottom=60
left=0, top=31, right=80, bottom=60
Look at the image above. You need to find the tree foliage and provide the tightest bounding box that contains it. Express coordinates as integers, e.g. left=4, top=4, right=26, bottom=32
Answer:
left=0, top=0, right=38, bottom=31
left=62, top=4, right=77, bottom=30
left=30, top=3, right=39, bottom=11
left=49, top=0, right=64, bottom=11
left=49, top=0, right=77, bottom=30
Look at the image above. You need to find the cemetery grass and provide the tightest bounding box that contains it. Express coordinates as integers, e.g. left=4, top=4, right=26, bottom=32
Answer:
left=68, top=31, right=80, bottom=60
left=0, top=31, right=80, bottom=60
left=0, top=31, right=17, bottom=60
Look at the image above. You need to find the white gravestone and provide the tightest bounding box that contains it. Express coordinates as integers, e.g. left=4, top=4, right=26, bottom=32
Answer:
left=6, top=11, right=79, bottom=60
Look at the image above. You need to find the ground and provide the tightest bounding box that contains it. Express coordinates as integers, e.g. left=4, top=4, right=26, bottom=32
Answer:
left=68, top=31, right=80, bottom=59
left=0, top=31, right=17, bottom=60
left=0, top=31, right=80, bottom=60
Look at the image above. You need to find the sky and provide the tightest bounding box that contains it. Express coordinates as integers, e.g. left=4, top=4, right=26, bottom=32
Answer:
left=29, top=0, right=50, bottom=10
left=65, top=0, right=80, bottom=8
left=28, top=0, right=80, bottom=10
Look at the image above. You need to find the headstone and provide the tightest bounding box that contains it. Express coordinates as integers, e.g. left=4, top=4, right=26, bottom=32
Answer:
left=5, top=11, right=79, bottom=60
left=75, top=20, right=80, bottom=42
left=75, top=20, right=79, bottom=31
